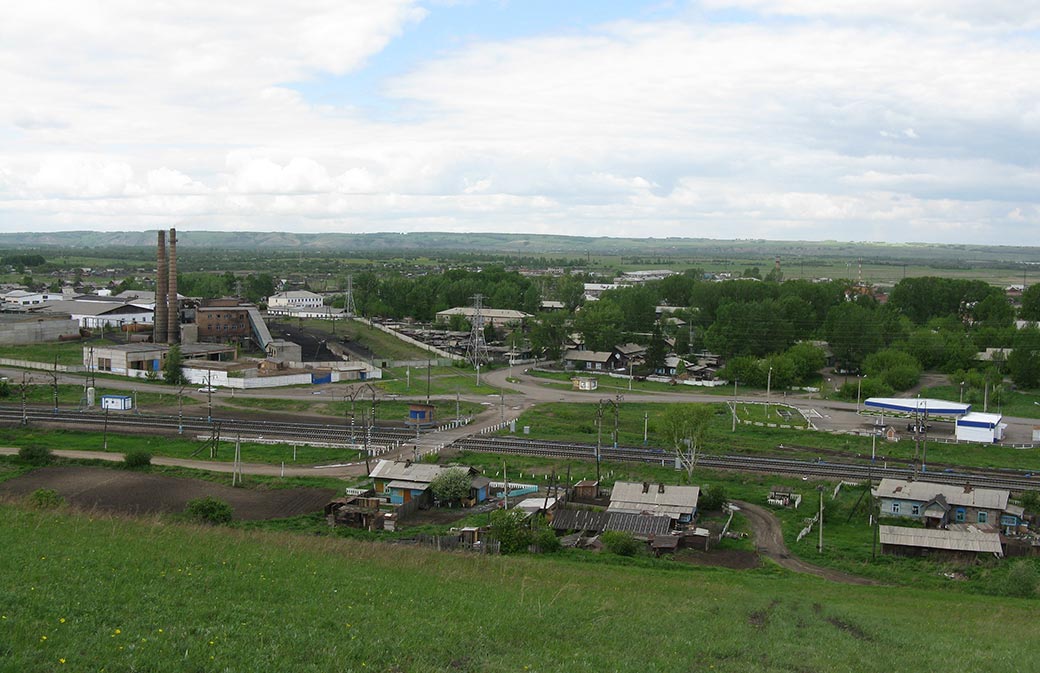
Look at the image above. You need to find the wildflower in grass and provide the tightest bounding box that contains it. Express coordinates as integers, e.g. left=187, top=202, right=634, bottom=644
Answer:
left=59, top=658, right=65, bottom=664
left=40, top=635, right=47, bottom=642
left=59, top=618, right=66, bottom=624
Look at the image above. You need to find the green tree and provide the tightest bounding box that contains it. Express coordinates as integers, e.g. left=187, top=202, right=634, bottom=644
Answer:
left=489, top=509, right=532, bottom=553
left=825, top=302, right=883, bottom=370
left=429, top=468, right=472, bottom=505
left=163, top=345, right=187, bottom=385
left=1021, top=285, right=1040, bottom=321
left=661, top=404, right=714, bottom=480
left=644, top=323, right=667, bottom=373
left=574, top=300, right=624, bottom=352
left=784, top=342, right=825, bottom=383
left=529, top=312, right=567, bottom=360
left=1007, top=328, right=1040, bottom=389
left=699, top=484, right=727, bottom=512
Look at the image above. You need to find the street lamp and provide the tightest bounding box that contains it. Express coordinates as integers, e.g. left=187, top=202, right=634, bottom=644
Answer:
left=959, top=381, right=965, bottom=404
left=856, top=375, right=863, bottom=413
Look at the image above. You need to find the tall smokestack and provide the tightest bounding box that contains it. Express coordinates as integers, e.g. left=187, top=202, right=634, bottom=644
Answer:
left=167, top=228, right=179, bottom=343
left=155, top=231, right=168, bottom=343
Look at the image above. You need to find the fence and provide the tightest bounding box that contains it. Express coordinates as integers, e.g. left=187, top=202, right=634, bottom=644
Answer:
left=796, top=512, right=820, bottom=543
left=413, top=534, right=500, bottom=554
left=0, top=358, right=84, bottom=373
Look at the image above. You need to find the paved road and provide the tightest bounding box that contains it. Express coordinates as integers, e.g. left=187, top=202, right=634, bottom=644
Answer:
left=733, top=500, right=879, bottom=585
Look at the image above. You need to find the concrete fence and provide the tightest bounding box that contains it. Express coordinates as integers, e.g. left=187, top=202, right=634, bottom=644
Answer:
left=0, top=358, right=84, bottom=373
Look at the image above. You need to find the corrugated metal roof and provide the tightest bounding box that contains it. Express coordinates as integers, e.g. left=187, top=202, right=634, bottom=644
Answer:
left=608, top=482, right=700, bottom=518
left=879, top=525, right=1002, bottom=555
left=874, top=478, right=1009, bottom=510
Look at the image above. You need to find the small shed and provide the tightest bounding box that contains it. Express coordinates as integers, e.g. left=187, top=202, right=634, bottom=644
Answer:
left=955, top=412, right=1006, bottom=443
left=406, top=403, right=436, bottom=428
left=100, top=395, right=133, bottom=411
left=571, top=376, right=598, bottom=391
left=572, top=479, right=600, bottom=501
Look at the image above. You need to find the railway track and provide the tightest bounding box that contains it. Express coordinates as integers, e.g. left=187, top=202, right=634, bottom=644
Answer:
left=0, top=405, right=418, bottom=447
left=454, top=436, right=1040, bottom=492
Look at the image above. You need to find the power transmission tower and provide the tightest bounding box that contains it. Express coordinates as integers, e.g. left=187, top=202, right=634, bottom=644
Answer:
left=465, top=294, right=490, bottom=367
left=344, top=274, right=358, bottom=318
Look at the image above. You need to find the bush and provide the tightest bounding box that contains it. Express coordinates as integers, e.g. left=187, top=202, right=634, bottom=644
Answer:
left=1002, top=561, right=1039, bottom=598
left=26, top=488, right=65, bottom=510
left=489, top=509, right=532, bottom=554
left=184, top=496, right=234, bottom=525
left=600, top=530, right=641, bottom=557
left=533, top=527, right=561, bottom=554
left=17, top=445, right=53, bottom=466
left=699, top=484, right=727, bottom=512
left=123, top=450, right=152, bottom=469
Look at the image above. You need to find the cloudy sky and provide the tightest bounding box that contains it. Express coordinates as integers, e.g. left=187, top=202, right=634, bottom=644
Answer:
left=1, top=1, right=1038, bottom=244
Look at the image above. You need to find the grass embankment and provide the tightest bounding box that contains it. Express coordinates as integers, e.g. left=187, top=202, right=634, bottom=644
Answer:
left=288, top=317, right=432, bottom=361
left=3, top=504, right=1039, bottom=673
left=0, top=428, right=364, bottom=466
left=502, top=402, right=1040, bottom=473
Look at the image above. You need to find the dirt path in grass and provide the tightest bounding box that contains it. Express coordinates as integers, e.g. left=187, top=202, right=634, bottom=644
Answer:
left=733, top=500, right=880, bottom=586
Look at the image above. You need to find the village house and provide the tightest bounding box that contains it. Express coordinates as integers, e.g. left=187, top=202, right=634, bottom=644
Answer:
left=873, top=478, right=1022, bottom=533
left=563, top=349, right=620, bottom=371
left=607, top=481, right=700, bottom=527
left=369, top=459, right=491, bottom=508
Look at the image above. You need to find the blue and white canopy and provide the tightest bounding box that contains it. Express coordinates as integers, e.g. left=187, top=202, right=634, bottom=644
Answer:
left=864, top=397, right=971, bottom=416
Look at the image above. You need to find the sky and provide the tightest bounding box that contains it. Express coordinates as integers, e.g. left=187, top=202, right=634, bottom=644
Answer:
left=1, top=1, right=1038, bottom=245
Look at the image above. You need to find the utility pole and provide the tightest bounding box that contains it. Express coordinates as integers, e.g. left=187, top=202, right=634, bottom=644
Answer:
left=595, top=402, right=604, bottom=487
left=643, top=411, right=648, bottom=446
left=207, top=373, right=213, bottom=423
left=20, top=372, right=29, bottom=425
left=178, top=386, right=184, bottom=435
left=51, top=355, right=59, bottom=415
left=817, top=486, right=824, bottom=553
left=765, top=366, right=773, bottom=418
left=103, top=408, right=110, bottom=450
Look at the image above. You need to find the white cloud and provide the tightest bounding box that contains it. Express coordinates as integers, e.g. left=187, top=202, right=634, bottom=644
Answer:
left=0, top=2, right=1037, bottom=244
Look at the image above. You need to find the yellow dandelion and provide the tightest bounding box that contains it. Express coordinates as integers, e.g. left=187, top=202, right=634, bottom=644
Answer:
left=59, top=658, right=66, bottom=664
left=59, top=618, right=66, bottom=624
left=114, top=629, right=121, bottom=635
left=40, top=635, right=47, bottom=642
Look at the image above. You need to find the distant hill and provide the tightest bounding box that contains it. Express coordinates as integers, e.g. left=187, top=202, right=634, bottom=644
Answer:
left=0, top=230, right=1037, bottom=263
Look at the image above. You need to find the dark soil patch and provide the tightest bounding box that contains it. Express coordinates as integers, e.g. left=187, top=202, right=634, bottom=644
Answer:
left=825, top=616, right=873, bottom=641
left=0, top=466, right=335, bottom=521
left=747, top=610, right=768, bottom=629
left=673, top=548, right=761, bottom=570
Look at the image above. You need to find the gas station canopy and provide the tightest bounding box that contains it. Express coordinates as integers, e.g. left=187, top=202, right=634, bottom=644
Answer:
left=864, top=397, right=971, bottom=416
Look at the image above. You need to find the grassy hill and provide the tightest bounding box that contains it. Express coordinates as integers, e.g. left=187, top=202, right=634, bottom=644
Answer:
left=2, top=503, right=1038, bottom=673
left=2, top=230, right=1040, bottom=265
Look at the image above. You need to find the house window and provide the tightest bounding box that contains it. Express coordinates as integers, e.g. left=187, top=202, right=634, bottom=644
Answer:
left=977, top=511, right=988, bottom=524
left=891, top=502, right=900, bottom=514
left=911, top=504, right=920, bottom=516
left=955, top=509, right=965, bottom=522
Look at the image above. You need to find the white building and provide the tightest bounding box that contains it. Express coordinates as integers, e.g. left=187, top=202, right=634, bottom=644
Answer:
left=955, top=413, right=1007, bottom=443
left=2, top=290, right=64, bottom=306
left=266, top=290, right=324, bottom=310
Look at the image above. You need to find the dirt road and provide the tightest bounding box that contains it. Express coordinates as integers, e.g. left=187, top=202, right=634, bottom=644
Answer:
left=733, top=500, right=879, bottom=585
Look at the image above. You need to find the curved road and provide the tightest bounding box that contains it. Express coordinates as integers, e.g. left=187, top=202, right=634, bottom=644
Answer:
left=734, top=500, right=879, bottom=585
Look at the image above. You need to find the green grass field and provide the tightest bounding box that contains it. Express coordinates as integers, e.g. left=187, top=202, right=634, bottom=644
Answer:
left=378, top=365, right=503, bottom=396
left=500, top=402, right=1040, bottom=473
left=0, top=341, right=95, bottom=366
left=3, top=503, right=1038, bottom=673
left=0, top=427, right=364, bottom=466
